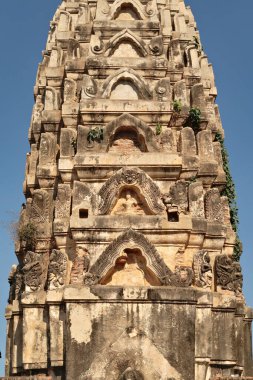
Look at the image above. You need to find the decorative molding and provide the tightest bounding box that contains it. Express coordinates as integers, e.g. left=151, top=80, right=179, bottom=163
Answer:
left=98, top=167, right=165, bottom=215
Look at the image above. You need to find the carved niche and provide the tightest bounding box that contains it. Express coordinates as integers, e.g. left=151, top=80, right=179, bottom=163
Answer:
left=84, top=229, right=193, bottom=287
left=105, top=29, right=148, bottom=58
left=215, top=254, right=243, bottom=296
left=98, top=167, right=165, bottom=215
left=111, top=0, right=147, bottom=21
left=47, top=249, right=67, bottom=290
left=102, top=248, right=162, bottom=286
left=105, top=113, right=158, bottom=153
left=101, top=68, right=152, bottom=100
left=112, top=189, right=146, bottom=215
left=84, top=229, right=173, bottom=286
left=23, top=251, right=48, bottom=292
left=109, top=126, right=146, bottom=153
left=205, top=188, right=224, bottom=224
left=193, top=250, right=212, bottom=289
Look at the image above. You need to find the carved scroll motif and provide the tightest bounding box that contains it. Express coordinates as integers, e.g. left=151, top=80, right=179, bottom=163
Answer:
left=193, top=250, right=212, bottom=289
left=23, top=251, right=47, bottom=292
left=215, top=254, right=243, bottom=296
left=47, top=249, right=67, bottom=290
left=30, top=189, right=50, bottom=224
left=81, top=74, right=97, bottom=99
left=149, top=35, right=163, bottom=56
left=98, top=167, right=165, bottom=215
left=205, top=188, right=224, bottom=223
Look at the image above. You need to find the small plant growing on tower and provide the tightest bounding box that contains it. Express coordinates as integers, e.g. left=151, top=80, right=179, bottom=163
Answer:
left=184, top=107, right=201, bottom=133
left=71, top=137, right=77, bottom=154
left=156, top=123, right=162, bottom=136
left=18, top=222, right=38, bottom=251
left=172, top=99, right=182, bottom=113
left=215, top=132, right=242, bottom=261
left=87, top=127, right=104, bottom=144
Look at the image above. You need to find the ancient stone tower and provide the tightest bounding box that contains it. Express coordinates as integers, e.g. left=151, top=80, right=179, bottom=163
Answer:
left=4, top=0, right=253, bottom=379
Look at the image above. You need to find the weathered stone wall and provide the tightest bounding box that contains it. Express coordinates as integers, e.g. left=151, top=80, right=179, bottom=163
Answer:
left=3, top=0, right=253, bottom=378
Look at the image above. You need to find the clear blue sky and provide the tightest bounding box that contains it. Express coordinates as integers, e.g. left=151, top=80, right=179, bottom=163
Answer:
left=0, top=1, right=252, bottom=375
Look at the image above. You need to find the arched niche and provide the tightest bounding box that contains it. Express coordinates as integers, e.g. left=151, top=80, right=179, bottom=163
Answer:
left=114, top=3, right=141, bottom=20
left=104, top=113, right=157, bottom=153
left=101, top=247, right=161, bottom=286
left=110, top=41, right=142, bottom=58
left=111, top=187, right=151, bottom=215
left=102, top=68, right=151, bottom=100
left=86, top=229, right=172, bottom=285
left=108, top=125, right=147, bottom=153
left=111, top=0, right=146, bottom=21
left=98, top=167, right=165, bottom=215
left=105, top=30, right=148, bottom=58
left=110, top=79, right=140, bottom=99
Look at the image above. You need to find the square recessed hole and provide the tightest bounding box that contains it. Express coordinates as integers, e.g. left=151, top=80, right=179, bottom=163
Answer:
left=79, top=209, right=89, bottom=219
left=168, top=211, right=179, bottom=222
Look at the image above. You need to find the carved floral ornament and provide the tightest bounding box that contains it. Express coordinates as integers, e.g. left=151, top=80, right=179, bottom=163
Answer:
left=98, top=167, right=165, bottom=215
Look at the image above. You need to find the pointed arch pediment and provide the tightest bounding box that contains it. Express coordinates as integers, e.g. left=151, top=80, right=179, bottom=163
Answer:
left=105, top=29, right=148, bottom=57
left=86, top=229, right=172, bottom=284
left=101, top=68, right=152, bottom=99
left=98, top=167, right=165, bottom=215
left=111, top=0, right=147, bottom=20
left=105, top=113, right=158, bottom=152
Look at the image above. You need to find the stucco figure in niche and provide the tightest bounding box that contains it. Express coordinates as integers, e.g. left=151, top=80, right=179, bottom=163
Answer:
left=101, top=248, right=161, bottom=286
left=109, top=126, right=147, bottom=153
left=112, top=189, right=146, bottom=215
